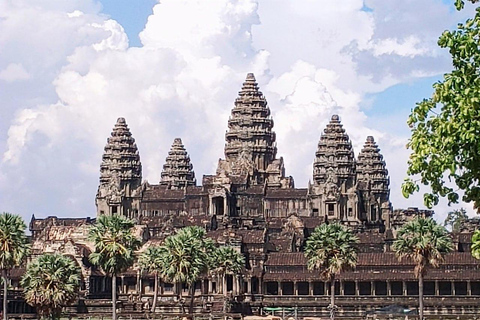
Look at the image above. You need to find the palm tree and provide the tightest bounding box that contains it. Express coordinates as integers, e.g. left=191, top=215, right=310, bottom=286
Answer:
left=212, top=246, right=245, bottom=295
left=161, top=226, right=214, bottom=316
left=393, top=216, right=453, bottom=320
left=304, top=223, right=358, bottom=320
left=138, top=245, right=168, bottom=312
left=21, top=253, right=81, bottom=320
left=88, top=214, right=141, bottom=320
left=0, top=212, right=30, bottom=320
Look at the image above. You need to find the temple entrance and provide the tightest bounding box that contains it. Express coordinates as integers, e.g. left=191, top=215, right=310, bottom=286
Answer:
left=212, top=196, right=225, bottom=215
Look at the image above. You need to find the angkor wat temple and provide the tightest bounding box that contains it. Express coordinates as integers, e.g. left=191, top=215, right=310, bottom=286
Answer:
left=9, top=74, right=480, bottom=318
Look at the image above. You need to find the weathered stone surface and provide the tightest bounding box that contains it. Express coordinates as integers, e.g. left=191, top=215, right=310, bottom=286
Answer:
left=160, top=138, right=196, bottom=189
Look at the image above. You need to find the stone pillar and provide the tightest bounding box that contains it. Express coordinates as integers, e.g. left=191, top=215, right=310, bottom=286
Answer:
left=435, top=280, right=439, bottom=296
left=121, top=276, right=125, bottom=294
left=402, top=281, right=407, bottom=296
left=340, top=281, right=344, bottom=296
left=452, top=281, right=456, bottom=296
left=387, top=281, right=391, bottom=296
left=371, top=281, right=375, bottom=296
left=208, top=279, right=213, bottom=294
left=294, top=282, right=298, bottom=296
left=467, top=281, right=472, bottom=296
left=309, top=281, right=313, bottom=296
left=325, top=282, right=329, bottom=296
left=278, top=281, right=282, bottom=295
left=247, top=278, right=252, bottom=294
left=355, top=281, right=359, bottom=296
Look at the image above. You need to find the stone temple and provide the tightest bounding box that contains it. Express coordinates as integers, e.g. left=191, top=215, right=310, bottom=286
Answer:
left=10, top=73, right=480, bottom=318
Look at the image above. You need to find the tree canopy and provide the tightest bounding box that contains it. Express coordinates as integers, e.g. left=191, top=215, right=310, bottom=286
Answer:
left=402, top=0, right=480, bottom=210
left=21, top=254, right=81, bottom=320
left=444, top=208, right=469, bottom=232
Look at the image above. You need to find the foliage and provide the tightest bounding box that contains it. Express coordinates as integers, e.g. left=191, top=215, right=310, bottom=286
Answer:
left=304, top=223, right=358, bottom=279
left=444, top=208, right=469, bottom=232
left=0, top=212, right=30, bottom=270
left=160, top=226, right=214, bottom=285
left=88, top=215, right=142, bottom=275
left=139, top=245, right=168, bottom=275
left=471, top=229, right=480, bottom=259
left=212, top=246, right=245, bottom=276
left=402, top=0, right=480, bottom=210
left=393, top=217, right=453, bottom=276
left=21, top=254, right=81, bottom=320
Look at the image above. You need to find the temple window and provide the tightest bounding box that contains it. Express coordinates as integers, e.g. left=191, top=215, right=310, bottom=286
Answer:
left=212, top=197, right=225, bottom=215
left=370, top=205, right=376, bottom=221
left=439, top=281, right=452, bottom=295
left=327, top=203, right=334, bottom=216
left=348, top=208, right=353, bottom=217
left=344, top=281, right=355, bottom=295
left=455, top=282, right=467, bottom=295
left=312, top=208, right=319, bottom=216
left=407, top=281, right=419, bottom=295
left=359, top=282, right=371, bottom=295
left=374, top=281, right=387, bottom=295
left=424, top=282, right=435, bottom=295
left=112, top=206, right=118, bottom=214
left=391, top=281, right=403, bottom=295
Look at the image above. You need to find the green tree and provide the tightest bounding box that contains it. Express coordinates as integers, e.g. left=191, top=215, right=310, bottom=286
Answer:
left=0, top=213, right=30, bottom=320
left=88, top=215, right=141, bottom=320
left=471, top=229, right=480, bottom=259
left=138, top=246, right=168, bottom=312
left=21, top=254, right=81, bottom=320
left=402, top=0, right=480, bottom=210
left=161, top=226, right=214, bottom=316
left=444, top=208, right=469, bottom=232
left=393, top=217, right=453, bottom=320
left=304, top=223, right=358, bottom=320
left=212, top=246, right=245, bottom=296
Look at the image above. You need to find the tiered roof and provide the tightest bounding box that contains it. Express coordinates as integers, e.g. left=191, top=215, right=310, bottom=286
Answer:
left=224, top=73, right=276, bottom=172
left=356, top=136, right=389, bottom=194
left=160, top=138, right=196, bottom=189
left=313, top=115, right=355, bottom=185
left=99, top=117, right=142, bottom=189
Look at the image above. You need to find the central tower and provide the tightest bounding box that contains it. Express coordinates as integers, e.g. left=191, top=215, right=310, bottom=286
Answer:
left=216, top=73, right=292, bottom=188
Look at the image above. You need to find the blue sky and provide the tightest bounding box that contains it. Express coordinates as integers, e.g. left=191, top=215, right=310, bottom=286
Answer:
left=0, top=0, right=476, bottom=224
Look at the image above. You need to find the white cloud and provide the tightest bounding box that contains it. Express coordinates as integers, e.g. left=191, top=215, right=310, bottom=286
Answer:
left=0, top=0, right=476, bottom=222
left=0, top=63, right=31, bottom=82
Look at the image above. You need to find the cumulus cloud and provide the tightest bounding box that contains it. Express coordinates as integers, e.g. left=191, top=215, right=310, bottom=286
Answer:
left=0, top=0, right=475, bottom=222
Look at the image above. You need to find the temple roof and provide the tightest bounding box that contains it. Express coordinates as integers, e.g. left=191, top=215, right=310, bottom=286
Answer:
left=313, top=115, right=355, bottom=185
left=99, top=117, right=142, bottom=189
left=160, top=138, right=196, bottom=189
left=356, top=136, right=389, bottom=194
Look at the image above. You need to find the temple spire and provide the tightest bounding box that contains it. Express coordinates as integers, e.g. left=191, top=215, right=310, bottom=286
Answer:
left=313, top=115, right=355, bottom=186
left=160, top=138, right=196, bottom=189
left=223, top=73, right=277, bottom=183
left=356, top=136, right=389, bottom=195
left=96, top=117, right=142, bottom=217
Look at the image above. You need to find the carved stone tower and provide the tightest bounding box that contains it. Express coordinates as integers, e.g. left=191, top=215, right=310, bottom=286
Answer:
left=160, top=138, right=196, bottom=189
left=96, top=118, right=142, bottom=219
left=356, top=136, right=391, bottom=225
left=216, top=73, right=293, bottom=188
left=311, top=115, right=357, bottom=222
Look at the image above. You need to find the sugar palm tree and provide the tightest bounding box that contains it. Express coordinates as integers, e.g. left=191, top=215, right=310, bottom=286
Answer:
left=138, top=245, right=168, bottom=312
left=304, top=223, right=358, bottom=320
left=161, top=226, right=214, bottom=316
left=393, top=216, right=453, bottom=320
left=213, top=246, right=245, bottom=295
left=0, top=212, right=30, bottom=320
left=88, top=215, right=142, bottom=320
left=21, top=253, right=81, bottom=320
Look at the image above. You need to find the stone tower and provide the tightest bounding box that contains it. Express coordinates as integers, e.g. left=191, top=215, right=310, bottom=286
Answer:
left=356, top=136, right=391, bottom=224
left=217, top=73, right=293, bottom=187
left=310, top=115, right=357, bottom=222
left=96, top=118, right=142, bottom=219
left=160, top=138, right=196, bottom=189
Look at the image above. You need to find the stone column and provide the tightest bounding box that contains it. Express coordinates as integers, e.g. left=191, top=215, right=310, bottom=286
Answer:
left=208, top=279, right=213, bottom=294
left=467, top=281, right=472, bottom=296
left=278, top=281, right=282, bottom=295
left=402, top=281, right=407, bottom=296
left=435, top=280, right=439, bottom=296
left=309, top=281, right=314, bottom=296
left=121, top=276, right=125, bottom=294
left=247, top=278, right=252, bottom=294
left=355, top=281, right=359, bottom=296
left=340, top=281, right=344, bottom=296
left=371, top=281, right=375, bottom=296
left=387, top=281, right=391, bottom=296
left=294, top=282, right=298, bottom=296
left=451, top=281, right=456, bottom=296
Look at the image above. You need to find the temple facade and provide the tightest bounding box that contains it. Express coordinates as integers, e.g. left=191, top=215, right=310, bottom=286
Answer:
left=20, top=73, right=480, bottom=319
